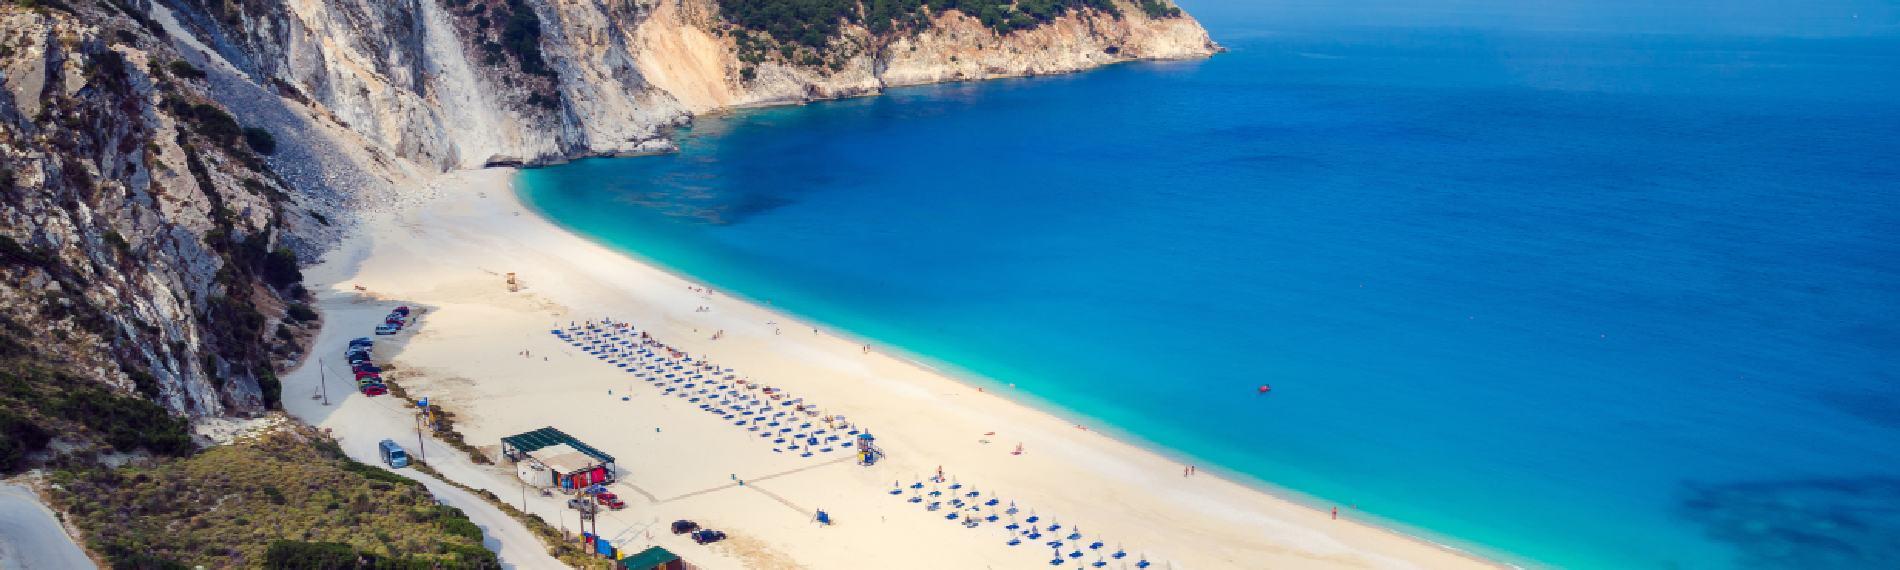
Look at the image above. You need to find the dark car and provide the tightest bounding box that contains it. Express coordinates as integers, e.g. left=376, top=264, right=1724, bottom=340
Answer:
left=671, top=520, right=700, bottom=535
left=690, top=529, right=726, bottom=545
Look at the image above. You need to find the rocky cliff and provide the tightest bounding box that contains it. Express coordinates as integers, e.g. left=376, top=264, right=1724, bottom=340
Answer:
left=165, top=0, right=1216, bottom=167
left=0, top=2, right=322, bottom=434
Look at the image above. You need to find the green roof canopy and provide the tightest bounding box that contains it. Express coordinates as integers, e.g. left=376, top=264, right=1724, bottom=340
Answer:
left=500, top=427, right=615, bottom=465
left=620, top=546, right=679, bottom=569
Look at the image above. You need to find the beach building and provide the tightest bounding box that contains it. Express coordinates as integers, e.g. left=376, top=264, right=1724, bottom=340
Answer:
left=501, top=427, right=617, bottom=489
left=620, top=546, right=683, bottom=570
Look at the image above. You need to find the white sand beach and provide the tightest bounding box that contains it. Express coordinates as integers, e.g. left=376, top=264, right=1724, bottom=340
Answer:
left=280, top=168, right=1499, bottom=569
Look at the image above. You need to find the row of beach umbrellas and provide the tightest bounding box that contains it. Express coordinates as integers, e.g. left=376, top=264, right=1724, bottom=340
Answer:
left=889, top=472, right=1153, bottom=569
left=554, top=319, right=861, bottom=459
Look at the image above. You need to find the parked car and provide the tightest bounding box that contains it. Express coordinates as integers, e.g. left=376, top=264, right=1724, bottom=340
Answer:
left=596, top=492, right=626, bottom=510
left=566, top=498, right=596, bottom=511
left=352, top=364, right=381, bottom=375
left=378, top=439, right=409, bottom=468
left=393, top=306, right=411, bottom=317
left=349, top=337, right=374, bottom=348
left=361, top=383, right=388, bottom=397
left=671, top=520, right=700, bottom=535
left=690, top=529, right=727, bottom=545
left=374, top=324, right=399, bottom=335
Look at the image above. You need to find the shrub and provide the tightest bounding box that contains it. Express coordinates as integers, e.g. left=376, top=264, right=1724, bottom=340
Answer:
left=166, top=60, right=205, bottom=80
left=0, top=409, right=52, bottom=472
left=242, top=127, right=276, bottom=155
left=1137, top=0, right=1180, bottom=18
left=0, top=235, right=52, bottom=267
left=264, top=541, right=359, bottom=569
left=286, top=303, right=318, bottom=323
left=55, top=385, right=193, bottom=456
left=262, top=248, right=302, bottom=289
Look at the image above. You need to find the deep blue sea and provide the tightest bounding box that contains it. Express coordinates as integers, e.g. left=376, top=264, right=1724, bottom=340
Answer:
left=520, top=2, right=1900, bottom=567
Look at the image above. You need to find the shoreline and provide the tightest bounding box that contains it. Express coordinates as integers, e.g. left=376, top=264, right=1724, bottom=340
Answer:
left=516, top=176, right=1521, bottom=568
left=292, top=167, right=1503, bottom=569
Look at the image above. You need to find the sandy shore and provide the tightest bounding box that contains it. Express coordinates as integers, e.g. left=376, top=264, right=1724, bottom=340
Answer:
left=282, top=168, right=1499, bottom=569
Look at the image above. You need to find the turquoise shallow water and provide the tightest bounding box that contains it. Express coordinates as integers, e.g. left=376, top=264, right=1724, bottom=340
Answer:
left=520, top=3, right=1900, bottom=567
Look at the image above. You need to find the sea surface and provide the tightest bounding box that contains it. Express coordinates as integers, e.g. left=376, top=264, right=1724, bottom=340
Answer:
left=519, top=2, right=1900, bottom=567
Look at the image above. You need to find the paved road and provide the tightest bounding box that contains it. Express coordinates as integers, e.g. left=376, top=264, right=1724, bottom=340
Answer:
left=0, top=483, right=94, bottom=569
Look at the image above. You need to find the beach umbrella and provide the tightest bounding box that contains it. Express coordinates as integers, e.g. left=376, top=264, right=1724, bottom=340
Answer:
left=1026, top=510, right=1038, bottom=523
left=1113, top=546, right=1126, bottom=559
left=1069, top=527, right=1082, bottom=541
left=1136, top=556, right=1150, bottom=568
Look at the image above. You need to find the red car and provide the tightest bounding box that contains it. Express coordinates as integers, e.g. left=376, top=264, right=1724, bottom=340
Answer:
left=595, top=492, right=626, bottom=510
left=360, top=384, right=387, bottom=396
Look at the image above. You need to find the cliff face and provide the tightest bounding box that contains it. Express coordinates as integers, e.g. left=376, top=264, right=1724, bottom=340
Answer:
left=0, top=4, right=319, bottom=421
left=167, top=0, right=1215, bottom=167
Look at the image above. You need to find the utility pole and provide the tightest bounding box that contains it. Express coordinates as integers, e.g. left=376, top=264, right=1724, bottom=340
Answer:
left=317, top=358, right=329, bottom=405
left=416, top=414, right=426, bottom=463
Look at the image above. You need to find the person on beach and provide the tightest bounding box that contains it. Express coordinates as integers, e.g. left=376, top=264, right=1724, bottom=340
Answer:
left=1332, top=506, right=1338, bottom=520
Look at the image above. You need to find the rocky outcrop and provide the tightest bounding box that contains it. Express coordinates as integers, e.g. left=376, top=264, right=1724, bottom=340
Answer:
left=876, top=4, right=1216, bottom=88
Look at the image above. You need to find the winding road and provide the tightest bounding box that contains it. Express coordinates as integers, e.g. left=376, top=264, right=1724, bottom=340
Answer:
left=0, top=483, right=94, bottom=569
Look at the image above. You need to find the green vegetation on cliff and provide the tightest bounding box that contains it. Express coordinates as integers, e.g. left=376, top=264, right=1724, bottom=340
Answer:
left=0, top=325, right=195, bottom=472
left=51, top=424, right=499, bottom=569
left=720, top=0, right=1164, bottom=49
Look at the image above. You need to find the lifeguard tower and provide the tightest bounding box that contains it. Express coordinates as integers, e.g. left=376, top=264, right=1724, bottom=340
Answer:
left=857, top=432, right=885, bottom=466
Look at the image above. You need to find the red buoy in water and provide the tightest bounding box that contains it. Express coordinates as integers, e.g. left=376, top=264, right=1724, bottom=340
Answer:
left=1258, top=384, right=1272, bottom=394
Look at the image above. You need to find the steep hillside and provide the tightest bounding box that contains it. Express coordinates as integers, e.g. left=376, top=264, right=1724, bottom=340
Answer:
left=49, top=420, right=499, bottom=568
